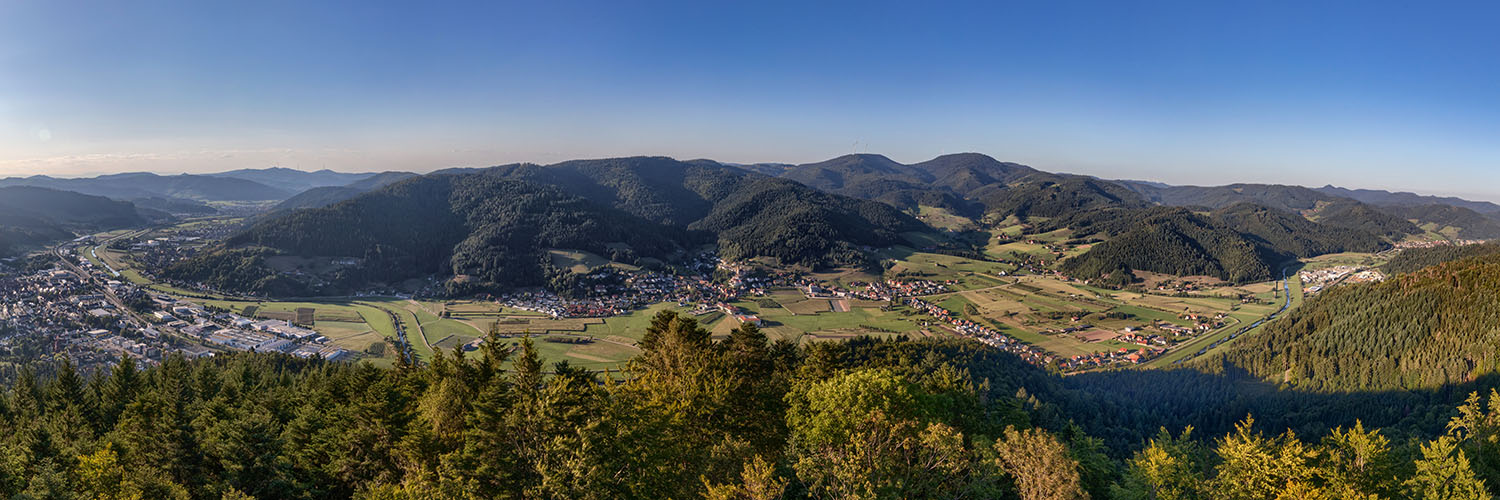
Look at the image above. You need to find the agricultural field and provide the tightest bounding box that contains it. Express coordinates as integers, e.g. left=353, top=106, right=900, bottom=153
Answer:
left=803, top=268, right=882, bottom=292
left=929, top=272, right=1284, bottom=359
left=984, top=227, right=1090, bottom=263
left=1146, top=270, right=1305, bottom=366
left=1300, top=251, right=1388, bottom=270
left=913, top=206, right=980, bottom=232
left=876, top=247, right=1013, bottom=290
left=1417, top=222, right=1464, bottom=240
left=546, top=248, right=640, bottom=273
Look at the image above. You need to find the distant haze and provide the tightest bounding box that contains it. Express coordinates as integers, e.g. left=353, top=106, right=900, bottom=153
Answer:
left=0, top=2, right=1496, bottom=202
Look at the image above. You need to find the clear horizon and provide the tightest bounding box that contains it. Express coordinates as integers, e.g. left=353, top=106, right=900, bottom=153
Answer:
left=2, top=1, right=1497, bottom=202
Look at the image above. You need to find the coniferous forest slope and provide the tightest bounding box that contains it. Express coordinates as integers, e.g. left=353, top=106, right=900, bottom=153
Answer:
left=163, top=152, right=1500, bottom=295
left=782, top=153, right=1143, bottom=217
left=0, top=187, right=150, bottom=257
left=474, top=157, right=926, bottom=263
left=1116, top=180, right=1498, bottom=241
left=1381, top=204, right=1500, bottom=240
left=1383, top=242, right=1500, bottom=275
left=8, top=313, right=1500, bottom=499
left=180, top=175, right=697, bottom=295
left=176, top=158, right=931, bottom=295
left=1057, top=203, right=1389, bottom=283
left=1196, top=253, right=1500, bottom=392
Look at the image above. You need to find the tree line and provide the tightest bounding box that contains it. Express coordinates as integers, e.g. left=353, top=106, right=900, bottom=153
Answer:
left=0, top=309, right=1498, bottom=499
left=1195, top=253, right=1500, bottom=393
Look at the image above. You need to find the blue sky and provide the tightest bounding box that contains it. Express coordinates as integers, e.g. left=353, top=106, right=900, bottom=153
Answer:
left=1, top=0, right=1497, bottom=201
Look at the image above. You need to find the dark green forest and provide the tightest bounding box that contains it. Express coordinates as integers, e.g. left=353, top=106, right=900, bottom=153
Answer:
left=163, top=247, right=314, bottom=297
left=1196, top=253, right=1500, bottom=393
left=196, top=175, right=693, bottom=295
left=180, top=158, right=935, bottom=295
left=479, top=157, right=928, bottom=269
left=0, top=187, right=149, bottom=257
left=1312, top=201, right=1422, bottom=239
left=4, top=311, right=1500, bottom=499
left=1059, top=204, right=1389, bottom=284
left=1384, top=243, right=1500, bottom=275
left=1380, top=205, right=1500, bottom=240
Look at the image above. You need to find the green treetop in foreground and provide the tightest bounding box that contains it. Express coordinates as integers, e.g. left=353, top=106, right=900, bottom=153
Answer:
left=0, top=311, right=1498, bottom=499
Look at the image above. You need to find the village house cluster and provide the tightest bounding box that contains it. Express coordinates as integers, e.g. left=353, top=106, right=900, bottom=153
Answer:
left=904, top=297, right=1054, bottom=365
left=842, top=279, right=952, bottom=301
left=495, top=258, right=810, bottom=319
left=0, top=240, right=358, bottom=376
left=1301, top=266, right=1385, bottom=295
left=0, top=267, right=193, bottom=373
left=904, top=296, right=1169, bottom=371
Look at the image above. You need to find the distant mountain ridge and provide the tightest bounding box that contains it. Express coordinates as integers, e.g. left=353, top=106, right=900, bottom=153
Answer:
left=1113, top=179, right=1494, bottom=241
left=1055, top=203, right=1388, bottom=284
left=0, top=172, right=291, bottom=202
left=208, top=167, right=382, bottom=194
left=268, top=172, right=420, bottom=214
left=1316, top=185, right=1500, bottom=214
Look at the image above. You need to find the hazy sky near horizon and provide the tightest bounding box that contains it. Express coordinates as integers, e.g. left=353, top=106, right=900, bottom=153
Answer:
left=1, top=1, right=1498, bottom=201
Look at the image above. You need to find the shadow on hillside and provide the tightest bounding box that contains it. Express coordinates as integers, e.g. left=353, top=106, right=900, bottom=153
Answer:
left=1060, top=362, right=1500, bottom=453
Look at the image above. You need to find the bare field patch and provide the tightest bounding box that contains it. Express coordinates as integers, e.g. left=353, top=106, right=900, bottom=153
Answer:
left=780, top=298, right=832, bottom=315
left=490, top=318, right=603, bottom=334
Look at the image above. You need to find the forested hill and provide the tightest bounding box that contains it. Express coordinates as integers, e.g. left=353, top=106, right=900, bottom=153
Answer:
left=1111, top=181, right=1488, bottom=240
left=1115, top=181, right=1341, bottom=213
left=1059, top=207, right=1279, bottom=283
left=1312, top=200, right=1422, bottom=238
left=197, top=159, right=933, bottom=294
left=1383, top=242, right=1500, bottom=275
left=213, top=175, right=696, bottom=294
left=1058, top=204, right=1389, bottom=284
left=474, top=156, right=932, bottom=267
left=268, top=172, right=419, bottom=214
left=0, top=187, right=149, bottom=257
left=1196, top=253, right=1500, bottom=392
left=976, top=175, right=1146, bottom=218
left=1317, top=184, right=1500, bottom=215
left=779, top=153, right=1142, bottom=217
left=1380, top=203, right=1500, bottom=240
left=1211, top=203, right=1389, bottom=257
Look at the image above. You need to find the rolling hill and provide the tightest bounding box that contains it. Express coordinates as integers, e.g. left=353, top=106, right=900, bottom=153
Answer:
left=208, top=167, right=385, bottom=193
left=0, top=172, right=291, bottom=201
left=179, top=175, right=697, bottom=295
left=1113, top=180, right=1486, bottom=241
left=1379, top=204, right=1500, bottom=240
left=780, top=153, right=1144, bottom=218
left=269, top=172, right=420, bottom=213
left=1308, top=200, right=1421, bottom=238
left=0, top=187, right=150, bottom=257
left=186, top=157, right=936, bottom=295
left=474, top=156, right=931, bottom=266
left=1059, top=204, right=1389, bottom=284
left=1317, top=184, right=1500, bottom=215
left=1114, top=181, right=1338, bottom=213
left=1197, top=252, right=1500, bottom=392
